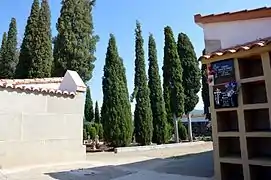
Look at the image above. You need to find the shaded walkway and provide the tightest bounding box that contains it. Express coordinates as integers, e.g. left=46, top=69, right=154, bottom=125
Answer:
left=46, top=151, right=214, bottom=180
left=3, top=142, right=214, bottom=180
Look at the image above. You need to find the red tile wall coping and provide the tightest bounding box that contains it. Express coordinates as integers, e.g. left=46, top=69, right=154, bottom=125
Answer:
left=201, top=36, right=271, bottom=60
left=0, top=77, right=76, bottom=97
left=0, top=77, right=63, bottom=85
left=194, top=7, right=271, bottom=24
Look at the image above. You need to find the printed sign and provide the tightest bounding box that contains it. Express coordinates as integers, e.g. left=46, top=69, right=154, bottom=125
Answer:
left=211, top=59, right=235, bottom=85
left=213, top=82, right=238, bottom=109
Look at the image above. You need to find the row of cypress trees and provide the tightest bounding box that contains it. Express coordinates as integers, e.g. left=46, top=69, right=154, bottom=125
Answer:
left=0, top=0, right=202, bottom=147
left=84, top=86, right=101, bottom=124
left=100, top=22, right=201, bottom=147
left=0, top=18, right=17, bottom=79
left=0, top=0, right=98, bottom=82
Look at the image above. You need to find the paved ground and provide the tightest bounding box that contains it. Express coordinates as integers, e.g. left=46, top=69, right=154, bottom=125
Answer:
left=0, top=142, right=214, bottom=180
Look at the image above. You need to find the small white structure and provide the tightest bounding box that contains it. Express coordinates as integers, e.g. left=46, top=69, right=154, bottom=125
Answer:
left=0, top=70, right=86, bottom=169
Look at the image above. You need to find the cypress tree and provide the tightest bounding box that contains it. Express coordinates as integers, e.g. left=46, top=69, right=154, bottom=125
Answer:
left=132, top=21, right=153, bottom=145
left=1, top=18, right=18, bottom=78
left=53, top=0, right=98, bottom=82
left=94, top=101, right=100, bottom=124
left=177, top=33, right=201, bottom=141
left=101, top=34, right=133, bottom=147
left=147, top=34, right=168, bottom=144
left=28, top=0, right=53, bottom=78
left=200, top=49, right=211, bottom=120
left=0, top=32, right=7, bottom=74
left=16, top=0, right=40, bottom=78
left=163, top=26, right=184, bottom=141
left=84, top=86, right=94, bottom=122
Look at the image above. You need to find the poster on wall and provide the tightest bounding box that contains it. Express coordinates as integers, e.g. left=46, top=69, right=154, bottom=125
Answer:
left=213, top=81, right=239, bottom=109
left=211, top=59, right=235, bottom=85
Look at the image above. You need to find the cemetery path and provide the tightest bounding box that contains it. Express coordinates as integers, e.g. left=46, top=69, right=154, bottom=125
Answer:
left=1, top=141, right=214, bottom=180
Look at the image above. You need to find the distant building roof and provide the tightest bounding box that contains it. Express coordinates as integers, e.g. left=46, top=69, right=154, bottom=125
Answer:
left=181, top=117, right=209, bottom=123
left=0, top=70, right=86, bottom=97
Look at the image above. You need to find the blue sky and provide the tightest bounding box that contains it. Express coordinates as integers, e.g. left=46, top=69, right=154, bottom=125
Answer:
left=0, top=0, right=270, bottom=111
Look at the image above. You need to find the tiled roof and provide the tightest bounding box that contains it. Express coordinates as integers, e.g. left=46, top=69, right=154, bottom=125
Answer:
left=0, top=77, right=63, bottom=85
left=0, top=77, right=76, bottom=97
left=202, top=37, right=271, bottom=60
left=194, top=7, right=271, bottom=24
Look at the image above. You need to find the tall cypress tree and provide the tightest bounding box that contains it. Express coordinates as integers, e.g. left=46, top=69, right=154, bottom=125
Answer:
left=16, top=0, right=40, bottom=78
left=101, top=34, right=133, bottom=147
left=163, top=26, right=184, bottom=141
left=53, top=0, right=98, bottom=82
left=200, top=49, right=211, bottom=120
left=28, top=0, right=53, bottom=78
left=177, top=33, right=201, bottom=141
left=84, top=86, right=94, bottom=122
left=1, top=18, right=18, bottom=78
left=132, top=21, right=153, bottom=145
left=148, top=34, right=168, bottom=144
left=0, top=32, right=7, bottom=74
left=94, top=101, right=100, bottom=124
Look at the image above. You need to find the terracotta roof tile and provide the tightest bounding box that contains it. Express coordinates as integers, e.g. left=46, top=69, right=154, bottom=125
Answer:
left=194, top=7, right=271, bottom=24
left=0, top=77, right=76, bottom=97
left=0, top=77, right=63, bottom=85
left=202, top=37, right=271, bottom=60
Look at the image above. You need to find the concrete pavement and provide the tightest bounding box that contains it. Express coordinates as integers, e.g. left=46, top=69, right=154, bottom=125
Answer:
left=0, top=141, right=214, bottom=180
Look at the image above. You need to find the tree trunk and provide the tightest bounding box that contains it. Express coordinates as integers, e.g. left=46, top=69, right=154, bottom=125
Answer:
left=187, top=113, right=193, bottom=142
left=173, top=114, right=179, bottom=143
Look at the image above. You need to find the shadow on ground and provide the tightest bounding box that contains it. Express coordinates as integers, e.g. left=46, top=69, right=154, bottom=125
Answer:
left=46, top=151, right=214, bottom=180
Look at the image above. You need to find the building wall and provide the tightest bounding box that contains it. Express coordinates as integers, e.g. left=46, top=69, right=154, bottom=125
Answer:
left=202, top=17, right=271, bottom=53
left=0, top=88, right=86, bottom=169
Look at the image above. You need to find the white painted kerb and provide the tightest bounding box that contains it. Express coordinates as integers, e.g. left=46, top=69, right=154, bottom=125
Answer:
left=114, top=141, right=208, bottom=153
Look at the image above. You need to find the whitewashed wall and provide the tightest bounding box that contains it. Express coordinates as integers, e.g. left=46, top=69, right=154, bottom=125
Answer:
left=0, top=89, right=86, bottom=169
left=201, top=17, right=271, bottom=53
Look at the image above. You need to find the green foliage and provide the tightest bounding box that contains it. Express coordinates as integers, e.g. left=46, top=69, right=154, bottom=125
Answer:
left=84, top=86, right=94, bottom=122
left=94, top=101, right=100, bottom=124
left=0, top=32, right=7, bottom=74
left=200, top=49, right=211, bottom=120
left=163, top=26, right=184, bottom=127
left=147, top=34, right=168, bottom=144
left=93, top=123, right=103, bottom=139
left=93, top=123, right=99, bottom=134
left=101, top=34, right=133, bottom=147
left=84, top=123, right=96, bottom=140
left=98, top=123, right=103, bottom=139
left=88, top=126, right=96, bottom=140
left=83, top=128, right=88, bottom=140
left=0, top=18, right=18, bottom=78
left=165, top=122, right=173, bottom=141
left=177, top=33, right=201, bottom=114
left=133, top=21, right=153, bottom=145
left=16, top=0, right=40, bottom=78
left=53, top=0, right=99, bottom=82
left=28, top=0, right=53, bottom=78
left=84, top=123, right=103, bottom=140
left=178, top=121, right=188, bottom=140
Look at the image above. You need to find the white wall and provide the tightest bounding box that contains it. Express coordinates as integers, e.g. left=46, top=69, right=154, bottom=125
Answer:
left=0, top=89, right=86, bottom=169
left=202, top=17, right=271, bottom=51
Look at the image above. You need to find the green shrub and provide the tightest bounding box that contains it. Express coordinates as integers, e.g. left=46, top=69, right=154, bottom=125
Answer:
left=84, top=123, right=103, bottom=140
left=178, top=121, right=188, bottom=140
left=166, top=122, right=172, bottom=142
left=88, top=126, right=96, bottom=140
left=83, top=128, right=87, bottom=140
left=92, top=123, right=103, bottom=140
left=93, top=123, right=100, bottom=134
left=98, top=124, right=104, bottom=140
